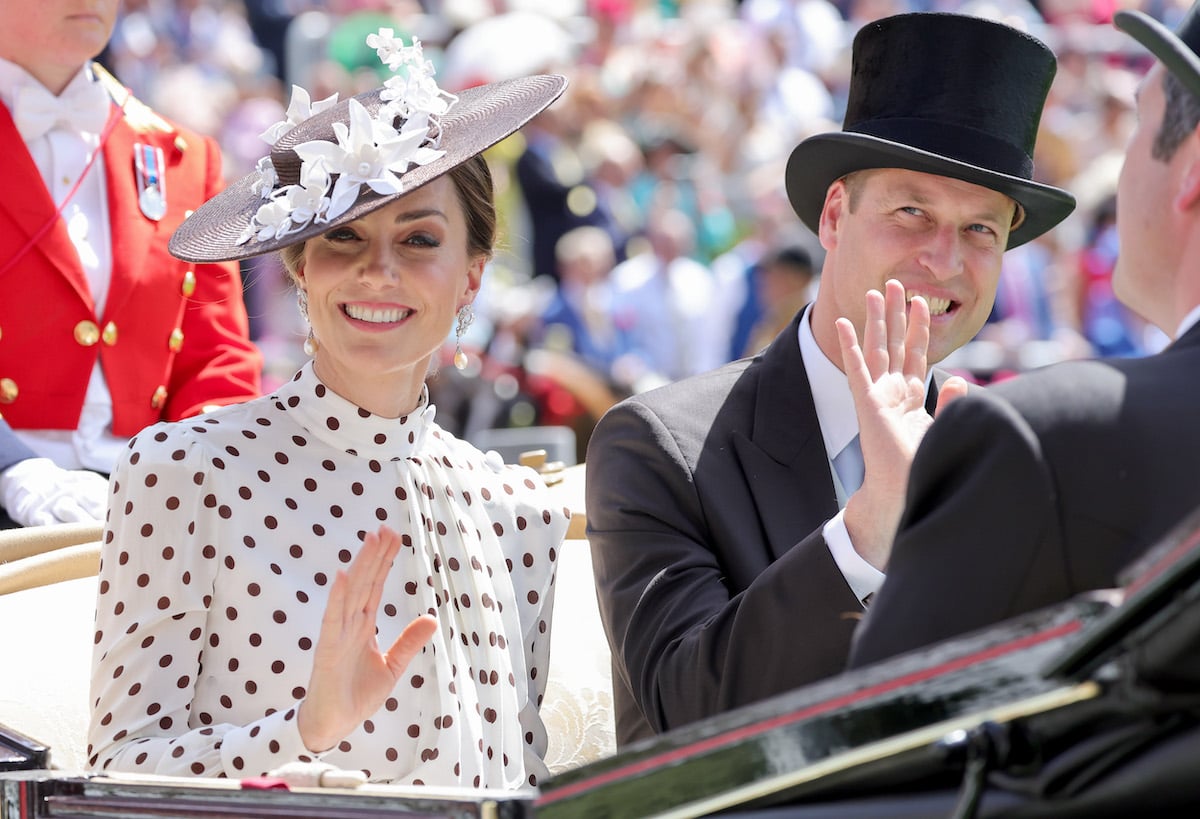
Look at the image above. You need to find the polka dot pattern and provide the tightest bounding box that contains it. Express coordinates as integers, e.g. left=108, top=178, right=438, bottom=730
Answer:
left=88, top=363, right=568, bottom=789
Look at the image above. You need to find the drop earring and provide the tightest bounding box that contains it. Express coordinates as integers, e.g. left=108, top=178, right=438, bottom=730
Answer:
left=297, top=288, right=318, bottom=357
left=454, top=303, right=474, bottom=370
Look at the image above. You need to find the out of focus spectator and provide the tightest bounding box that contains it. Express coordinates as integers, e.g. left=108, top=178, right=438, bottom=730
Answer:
left=577, top=117, right=643, bottom=262
left=710, top=161, right=819, bottom=361
left=741, top=245, right=816, bottom=358
left=609, top=208, right=727, bottom=389
left=535, top=226, right=631, bottom=379
left=515, top=97, right=618, bottom=283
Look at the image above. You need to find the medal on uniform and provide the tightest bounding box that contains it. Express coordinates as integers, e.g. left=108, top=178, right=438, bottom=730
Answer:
left=134, top=143, right=167, bottom=221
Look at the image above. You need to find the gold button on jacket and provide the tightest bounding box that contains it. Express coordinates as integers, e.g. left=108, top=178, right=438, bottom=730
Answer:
left=74, top=320, right=100, bottom=346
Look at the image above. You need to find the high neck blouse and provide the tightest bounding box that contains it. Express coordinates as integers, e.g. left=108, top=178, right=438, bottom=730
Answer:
left=89, top=363, right=570, bottom=789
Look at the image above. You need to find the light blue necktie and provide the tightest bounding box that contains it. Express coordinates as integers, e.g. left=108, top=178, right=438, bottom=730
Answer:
left=833, top=434, right=864, bottom=497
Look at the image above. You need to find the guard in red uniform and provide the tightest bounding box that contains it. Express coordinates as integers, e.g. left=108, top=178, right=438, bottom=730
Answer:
left=0, top=0, right=261, bottom=527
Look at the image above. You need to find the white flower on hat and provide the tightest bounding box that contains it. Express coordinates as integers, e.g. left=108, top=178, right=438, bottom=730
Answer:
left=261, top=85, right=341, bottom=146
left=237, top=28, right=457, bottom=247
left=239, top=196, right=295, bottom=245
left=251, top=156, right=278, bottom=200
left=239, top=159, right=334, bottom=245
left=285, top=159, right=334, bottom=225
left=377, top=37, right=454, bottom=119
left=292, top=97, right=445, bottom=220
left=366, top=27, right=415, bottom=71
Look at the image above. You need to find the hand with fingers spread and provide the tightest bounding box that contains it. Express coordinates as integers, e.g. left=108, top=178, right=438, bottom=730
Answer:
left=297, top=525, right=439, bottom=754
left=836, top=279, right=968, bottom=569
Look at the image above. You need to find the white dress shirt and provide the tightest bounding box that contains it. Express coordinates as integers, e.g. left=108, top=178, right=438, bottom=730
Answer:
left=798, top=304, right=921, bottom=606
left=1176, top=304, right=1200, bottom=340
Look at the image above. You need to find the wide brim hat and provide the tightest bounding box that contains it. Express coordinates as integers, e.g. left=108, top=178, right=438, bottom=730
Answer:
left=1114, top=4, right=1200, bottom=101
left=785, top=12, right=1075, bottom=249
left=171, top=74, right=568, bottom=263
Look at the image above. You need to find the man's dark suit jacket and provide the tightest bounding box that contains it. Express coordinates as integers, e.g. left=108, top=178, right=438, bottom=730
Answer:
left=850, top=322, right=1200, bottom=667
left=586, top=309, right=947, bottom=745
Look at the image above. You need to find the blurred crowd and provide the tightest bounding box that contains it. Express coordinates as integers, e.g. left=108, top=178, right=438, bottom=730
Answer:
left=98, top=0, right=1189, bottom=459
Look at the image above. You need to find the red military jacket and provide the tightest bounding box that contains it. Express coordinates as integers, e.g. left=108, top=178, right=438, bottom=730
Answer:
left=0, top=66, right=261, bottom=437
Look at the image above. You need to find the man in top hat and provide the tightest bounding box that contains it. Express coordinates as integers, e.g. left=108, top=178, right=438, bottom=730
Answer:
left=0, top=0, right=262, bottom=528
left=584, top=11, right=1076, bottom=746
left=847, top=2, right=1200, bottom=668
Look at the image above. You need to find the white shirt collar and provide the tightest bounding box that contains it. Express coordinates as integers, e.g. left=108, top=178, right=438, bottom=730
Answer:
left=798, top=303, right=859, bottom=460
left=1176, top=304, right=1200, bottom=340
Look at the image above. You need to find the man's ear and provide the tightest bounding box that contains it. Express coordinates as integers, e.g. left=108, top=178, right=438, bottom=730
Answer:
left=818, top=179, right=849, bottom=250
left=1176, top=134, right=1200, bottom=212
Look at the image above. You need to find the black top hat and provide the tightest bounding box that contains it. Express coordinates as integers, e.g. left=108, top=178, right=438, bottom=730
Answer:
left=1115, top=3, right=1200, bottom=101
left=170, top=32, right=566, bottom=263
left=785, top=12, right=1075, bottom=249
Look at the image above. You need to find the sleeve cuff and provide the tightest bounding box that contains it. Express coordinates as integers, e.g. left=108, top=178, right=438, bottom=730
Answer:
left=823, top=509, right=885, bottom=606
left=0, top=422, right=38, bottom=474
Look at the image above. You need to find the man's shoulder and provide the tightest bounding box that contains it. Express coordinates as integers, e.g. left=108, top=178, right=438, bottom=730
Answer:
left=605, top=356, right=761, bottom=436
left=933, top=357, right=1137, bottom=445
left=986, top=357, right=1133, bottom=412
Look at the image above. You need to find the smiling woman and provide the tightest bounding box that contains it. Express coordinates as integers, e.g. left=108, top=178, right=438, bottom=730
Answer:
left=276, top=156, right=495, bottom=419
left=87, top=30, right=571, bottom=790
left=287, top=179, right=484, bottom=418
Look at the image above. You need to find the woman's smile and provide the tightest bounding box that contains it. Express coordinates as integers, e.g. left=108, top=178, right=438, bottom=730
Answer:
left=341, top=302, right=415, bottom=327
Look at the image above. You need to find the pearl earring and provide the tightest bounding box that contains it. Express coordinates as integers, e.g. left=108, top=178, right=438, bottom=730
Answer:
left=298, top=288, right=318, bottom=356
left=454, top=303, right=475, bottom=370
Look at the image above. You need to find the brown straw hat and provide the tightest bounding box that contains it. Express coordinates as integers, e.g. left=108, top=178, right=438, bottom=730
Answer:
left=171, top=32, right=566, bottom=263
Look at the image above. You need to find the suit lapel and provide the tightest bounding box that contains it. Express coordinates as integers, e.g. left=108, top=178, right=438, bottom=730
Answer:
left=102, top=116, right=160, bottom=320
left=927, top=370, right=947, bottom=413
left=731, top=310, right=840, bottom=563
left=0, top=104, right=94, bottom=304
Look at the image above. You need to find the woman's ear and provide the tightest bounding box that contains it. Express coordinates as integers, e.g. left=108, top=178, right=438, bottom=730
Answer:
left=462, top=254, right=486, bottom=302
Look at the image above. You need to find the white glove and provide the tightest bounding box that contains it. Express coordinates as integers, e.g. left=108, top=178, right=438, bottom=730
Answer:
left=0, top=457, right=109, bottom=527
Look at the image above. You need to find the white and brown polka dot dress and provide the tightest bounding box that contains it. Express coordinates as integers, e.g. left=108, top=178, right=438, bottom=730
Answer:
left=88, top=363, right=569, bottom=789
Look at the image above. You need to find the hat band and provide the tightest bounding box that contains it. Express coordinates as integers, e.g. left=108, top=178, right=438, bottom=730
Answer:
left=272, top=147, right=303, bottom=187
left=848, top=118, right=1034, bottom=180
